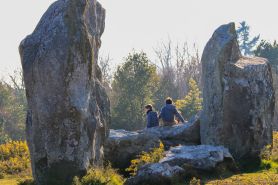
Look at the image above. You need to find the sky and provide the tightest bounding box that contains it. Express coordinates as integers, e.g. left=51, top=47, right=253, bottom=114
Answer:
left=0, top=0, right=278, bottom=79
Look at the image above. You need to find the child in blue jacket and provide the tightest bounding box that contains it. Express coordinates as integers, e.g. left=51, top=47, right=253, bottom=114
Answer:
left=145, top=104, right=159, bottom=128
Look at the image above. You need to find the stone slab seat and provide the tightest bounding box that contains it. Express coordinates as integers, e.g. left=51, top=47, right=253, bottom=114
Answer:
left=104, top=115, right=200, bottom=170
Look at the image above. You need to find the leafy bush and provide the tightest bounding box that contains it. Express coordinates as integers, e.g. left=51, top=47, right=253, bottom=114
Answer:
left=176, top=79, right=202, bottom=120
left=260, top=132, right=278, bottom=174
left=260, top=159, right=278, bottom=173
left=126, top=142, right=164, bottom=176
left=18, top=178, right=35, bottom=185
left=72, top=166, right=125, bottom=185
left=0, top=140, right=30, bottom=175
left=189, top=177, right=201, bottom=185
left=0, top=171, right=4, bottom=179
left=0, top=73, right=27, bottom=142
left=271, top=132, right=278, bottom=162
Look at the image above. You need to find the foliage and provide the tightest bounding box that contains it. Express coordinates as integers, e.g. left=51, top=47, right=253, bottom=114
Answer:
left=236, top=21, right=260, bottom=56
left=126, top=142, right=164, bottom=176
left=272, top=132, right=278, bottom=162
left=0, top=171, right=4, bottom=179
left=254, top=40, right=278, bottom=66
left=175, top=79, right=202, bottom=120
left=205, top=171, right=278, bottom=185
left=254, top=40, right=278, bottom=127
left=18, top=178, right=35, bottom=185
left=0, top=178, right=19, bottom=185
left=0, top=141, right=30, bottom=175
left=0, top=70, right=26, bottom=142
left=260, top=132, right=278, bottom=174
left=260, top=160, right=278, bottom=173
left=72, top=166, right=125, bottom=185
left=99, top=55, right=113, bottom=85
left=111, top=51, right=159, bottom=130
left=153, top=41, right=201, bottom=109
left=189, top=177, right=201, bottom=185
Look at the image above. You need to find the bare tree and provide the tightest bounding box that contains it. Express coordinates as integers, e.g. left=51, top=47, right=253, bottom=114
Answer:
left=154, top=40, right=202, bottom=103
left=99, top=55, right=113, bottom=85
left=154, top=41, right=177, bottom=103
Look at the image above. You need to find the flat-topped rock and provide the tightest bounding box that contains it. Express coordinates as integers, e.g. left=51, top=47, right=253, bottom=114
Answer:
left=235, top=57, right=268, bottom=68
left=105, top=116, right=200, bottom=171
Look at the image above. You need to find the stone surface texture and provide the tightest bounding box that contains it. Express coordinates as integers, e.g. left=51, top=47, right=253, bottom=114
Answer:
left=200, top=22, right=275, bottom=160
left=125, top=145, right=236, bottom=185
left=105, top=117, right=200, bottom=170
left=19, top=0, right=109, bottom=184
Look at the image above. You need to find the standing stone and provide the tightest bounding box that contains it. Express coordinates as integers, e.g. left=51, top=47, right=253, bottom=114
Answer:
left=19, top=0, right=109, bottom=184
left=200, top=23, right=275, bottom=160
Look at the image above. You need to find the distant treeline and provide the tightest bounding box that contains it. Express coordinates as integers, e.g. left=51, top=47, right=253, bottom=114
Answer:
left=0, top=22, right=277, bottom=141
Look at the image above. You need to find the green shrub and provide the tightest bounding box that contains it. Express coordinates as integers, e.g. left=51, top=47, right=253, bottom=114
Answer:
left=73, top=166, right=125, bottom=185
left=189, top=177, right=201, bottom=185
left=260, top=159, right=278, bottom=173
left=260, top=132, right=278, bottom=173
left=18, top=178, right=35, bottom=185
left=271, top=132, right=278, bottom=162
left=0, top=140, right=31, bottom=175
left=126, top=142, right=165, bottom=176
left=0, top=171, right=4, bottom=179
left=175, top=79, right=202, bottom=120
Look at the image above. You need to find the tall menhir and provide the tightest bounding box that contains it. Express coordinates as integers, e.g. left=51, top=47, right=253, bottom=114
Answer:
left=200, top=22, right=274, bottom=162
left=19, top=0, right=110, bottom=184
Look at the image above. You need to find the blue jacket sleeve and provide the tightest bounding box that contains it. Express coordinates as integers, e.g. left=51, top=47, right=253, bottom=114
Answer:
left=147, top=114, right=151, bottom=128
left=174, top=107, right=185, bottom=123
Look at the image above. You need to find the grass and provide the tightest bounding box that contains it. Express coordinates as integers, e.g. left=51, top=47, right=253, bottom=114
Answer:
left=205, top=171, right=278, bottom=185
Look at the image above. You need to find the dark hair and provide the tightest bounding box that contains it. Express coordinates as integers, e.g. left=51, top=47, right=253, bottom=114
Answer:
left=145, top=104, right=153, bottom=110
left=165, top=97, right=173, bottom=104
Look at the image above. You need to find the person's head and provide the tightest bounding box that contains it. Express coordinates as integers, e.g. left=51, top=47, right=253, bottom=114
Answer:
left=145, top=104, right=153, bottom=112
left=165, top=97, right=173, bottom=105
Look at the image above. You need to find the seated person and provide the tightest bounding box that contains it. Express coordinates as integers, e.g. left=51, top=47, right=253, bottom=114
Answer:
left=145, top=104, right=159, bottom=128
left=159, top=97, right=185, bottom=126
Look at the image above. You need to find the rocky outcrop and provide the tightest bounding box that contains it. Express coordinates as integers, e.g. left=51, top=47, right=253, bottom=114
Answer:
left=19, top=0, right=109, bottom=184
left=105, top=117, right=200, bottom=170
left=200, top=22, right=275, bottom=160
left=125, top=145, right=236, bottom=185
